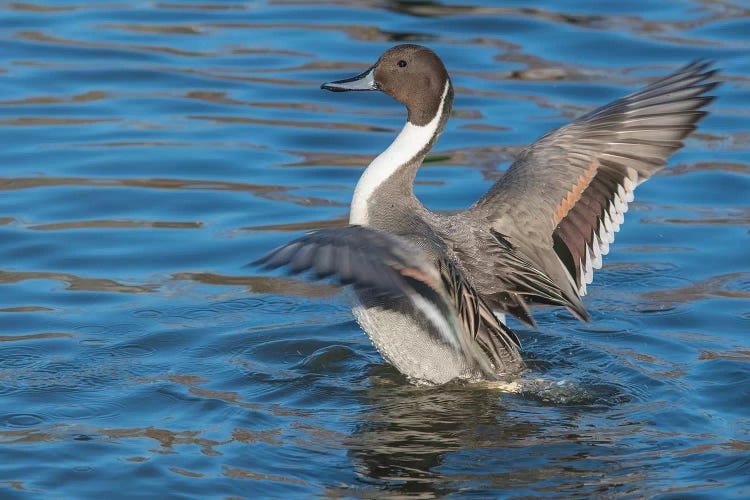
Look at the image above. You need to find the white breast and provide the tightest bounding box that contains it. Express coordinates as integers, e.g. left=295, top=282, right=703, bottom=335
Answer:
left=349, top=84, right=450, bottom=225
left=351, top=302, right=475, bottom=384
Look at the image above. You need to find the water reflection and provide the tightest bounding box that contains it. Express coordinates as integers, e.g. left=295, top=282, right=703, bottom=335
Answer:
left=345, top=376, right=657, bottom=497
left=346, top=381, right=505, bottom=497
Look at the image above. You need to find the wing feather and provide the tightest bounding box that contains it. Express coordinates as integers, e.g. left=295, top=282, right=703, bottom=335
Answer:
left=473, top=61, right=718, bottom=305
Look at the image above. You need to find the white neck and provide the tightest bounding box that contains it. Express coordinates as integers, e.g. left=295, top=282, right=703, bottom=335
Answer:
left=349, top=83, right=450, bottom=225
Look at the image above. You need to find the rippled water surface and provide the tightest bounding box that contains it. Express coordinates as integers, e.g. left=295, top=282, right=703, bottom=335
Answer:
left=1, top=0, right=749, bottom=497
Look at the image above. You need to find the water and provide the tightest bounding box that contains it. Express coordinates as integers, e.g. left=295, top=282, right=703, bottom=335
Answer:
left=0, top=0, right=748, bottom=497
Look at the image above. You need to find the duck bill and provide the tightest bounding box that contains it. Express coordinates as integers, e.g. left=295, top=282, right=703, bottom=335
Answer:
left=321, top=65, right=378, bottom=92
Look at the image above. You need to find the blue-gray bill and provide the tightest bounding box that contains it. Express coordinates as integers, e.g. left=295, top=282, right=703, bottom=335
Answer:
left=320, top=65, right=378, bottom=92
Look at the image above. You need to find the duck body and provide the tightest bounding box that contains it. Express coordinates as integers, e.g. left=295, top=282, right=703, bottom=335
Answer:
left=256, top=45, right=718, bottom=384
left=351, top=184, right=526, bottom=383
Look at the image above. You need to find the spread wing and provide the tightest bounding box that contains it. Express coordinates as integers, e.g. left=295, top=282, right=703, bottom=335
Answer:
left=473, top=61, right=718, bottom=311
left=254, top=225, right=433, bottom=302
left=253, top=225, right=521, bottom=372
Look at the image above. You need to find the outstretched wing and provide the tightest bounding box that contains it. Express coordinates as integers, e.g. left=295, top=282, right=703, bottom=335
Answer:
left=473, top=61, right=718, bottom=310
left=254, top=225, right=520, bottom=371
left=254, top=225, right=436, bottom=302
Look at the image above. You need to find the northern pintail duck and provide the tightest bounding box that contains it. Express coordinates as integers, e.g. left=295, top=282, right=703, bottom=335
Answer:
left=256, top=45, right=718, bottom=384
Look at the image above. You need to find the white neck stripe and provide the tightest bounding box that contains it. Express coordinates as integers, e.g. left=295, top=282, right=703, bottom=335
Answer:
left=349, top=83, right=450, bottom=225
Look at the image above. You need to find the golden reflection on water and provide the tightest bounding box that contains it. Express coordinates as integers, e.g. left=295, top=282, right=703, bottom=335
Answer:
left=159, top=66, right=317, bottom=86
left=667, top=160, right=750, bottom=175
left=172, top=272, right=338, bottom=299
left=185, top=90, right=336, bottom=113
left=29, top=220, right=203, bottom=231
left=7, top=2, right=74, bottom=12
left=0, top=176, right=344, bottom=208
left=0, top=306, right=54, bottom=313
left=642, top=206, right=750, bottom=226
left=698, top=349, right=750, bottom=362
left=282, top=146, right=520, bottom=177
left=241, top=215, right=348, bottom=232
left=0, top=271, right=155, bottom=294
left=0, top=117, right=119, bottom=126
left=188, top=114, right=394, bottom=133
left=155, top=2, right=249, bottom=11
left=0, top=90, right=109, bottom=106
left=0, top=332, right=73, bottom=342
left=15, top=30, right=214, bottom=58
left=100, top=24, right=205, bottom=36
left=643, top=272, right=750, bottom=303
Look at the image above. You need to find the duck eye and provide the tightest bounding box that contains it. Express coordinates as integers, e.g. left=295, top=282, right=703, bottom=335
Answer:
left=398, top=60, right=407, bottom=68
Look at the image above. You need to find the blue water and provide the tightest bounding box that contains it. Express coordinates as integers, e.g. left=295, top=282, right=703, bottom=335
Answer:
left=1, top=1, right=748, bottom=497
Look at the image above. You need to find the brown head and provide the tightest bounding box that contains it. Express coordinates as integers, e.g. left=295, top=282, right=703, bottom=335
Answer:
left=322, top=44, right=451, bottom=126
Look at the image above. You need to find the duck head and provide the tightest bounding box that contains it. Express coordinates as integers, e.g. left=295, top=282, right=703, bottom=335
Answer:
left=321, top=44, right=451, bottom=126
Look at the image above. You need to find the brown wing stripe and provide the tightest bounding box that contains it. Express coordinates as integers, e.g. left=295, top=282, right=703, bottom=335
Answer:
left=395, top=265, right=438, bottom=290
left=553, top=158, right=599, bottom=226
